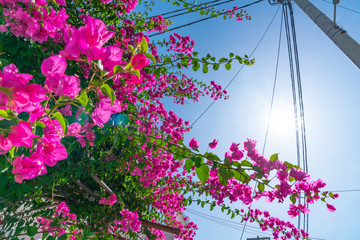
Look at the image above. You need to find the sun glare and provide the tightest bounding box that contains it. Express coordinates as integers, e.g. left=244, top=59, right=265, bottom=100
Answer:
left=268, top=107, right=296, bottom=137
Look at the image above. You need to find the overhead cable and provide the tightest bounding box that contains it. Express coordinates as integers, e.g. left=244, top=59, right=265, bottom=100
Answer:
left=148, top=0, right=264, bottom=38
left=190, top=4, right=280, bottom=128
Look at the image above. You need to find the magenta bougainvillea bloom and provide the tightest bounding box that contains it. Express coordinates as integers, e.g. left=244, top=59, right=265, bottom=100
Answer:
left=11, top=154, right=47, bottom=183
left=41, top=55, right=67, bottom=77
left=327, top=204, right=336, bottom=212
left=189, top=138, right=199, bottom=150
left=8, top=121, right=39, bottom=148
left=99, top=193, right=117, bottom=206
left=208, top=139, right=218, bottom=149
left=0, top=135, right=12, bottom=154
left=131, top=54, right=150, bottom=70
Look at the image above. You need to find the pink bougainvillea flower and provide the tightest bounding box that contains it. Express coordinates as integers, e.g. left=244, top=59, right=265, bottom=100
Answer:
left=61, top=16, right=114, bottom=60
left=8, top=121, right=39, bottom=148
left=123, top=73, right=142, bottom=85
left=89, top=46, right=125, bottom=73
left=91, top=107, right=112, bottom=127
left=11, top=154, right=47, bottom=183
left=189, top=138, right=199, bottom=150
left=131, top=54, right=150, bottom=70
left=26, top=84, right=48, bottom=103
left=0, top=135, right=12, bottom=154
left=208, top=139, right=218, bottom=149
left=231, top=150, right=244, bottom=161
left=66, top=122, right=82, bottom=137
left=45, top=74, right=80, bottom=98
left=55, top=0, right=66, bottom=6
left=41, top=55, right=67, bottom=77
left=326, top=204, right=336, bottom=212
left=99, top=193, right=117, bottom=206
left=39, top=141, right=68, bottom=167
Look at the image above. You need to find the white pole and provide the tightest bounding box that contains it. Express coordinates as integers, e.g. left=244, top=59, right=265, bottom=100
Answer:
left=292, top=0, right=360, bottom=69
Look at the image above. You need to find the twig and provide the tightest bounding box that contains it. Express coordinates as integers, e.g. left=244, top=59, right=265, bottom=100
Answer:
left=90, top=174, right=114, bottom=195
left=76, top=180, right=100, bottom=200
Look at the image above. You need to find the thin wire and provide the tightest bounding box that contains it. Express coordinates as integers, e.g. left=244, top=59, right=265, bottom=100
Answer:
left=185, top=208, right=327, bottom=240
left=140, top=0, right=155, bottom=18
left=262, top=7, right=283, bottom=156
left=165, top=0, right=238, bottom=19
left=283, top=2, right=302, bottom=230
left=186, top=209, right=273, bottom=236
left=330, top=189, right=360, bottom=193
left=288, top=1, right=309, bottom=232
left=319, top=0, right=360, bottom=14
left=146, top=0, right=222, bottom=19
left=239, top=8, right=282, bottom=240
left=190, top=4, right=280, bottom=128
left=149, top=0, right=264, bottom=38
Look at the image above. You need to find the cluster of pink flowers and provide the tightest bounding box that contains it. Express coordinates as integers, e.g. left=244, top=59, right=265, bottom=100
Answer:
left=227, top=7, right=250, bottom=22
left=145, top=15, right=169, bottom=33
left=99, top=193, right=117, bottom=206
left=167, top=33, right=195, bottom=56
left=38, top=202, right=78, bottom=238
left=0, top=0, right=68, bottom=43
left=113, top=209, right=141, bottom=233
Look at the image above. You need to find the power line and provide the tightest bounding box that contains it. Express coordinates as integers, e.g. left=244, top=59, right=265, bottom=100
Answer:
left=185, top=208, right=327, bottom=240
left=148, top=0, right=265, bottom=38
left=319, top=0, right=360, bottom=14
left=330, top=189, right=360, bottom=193
left=164, top=0, right=239, bottom=19
left=240, top=6, right=283, bottom=240
left=262, top=4, right=283, bottom=156
left=146, top=0, right=223, bottom=19
left=190, top=4, right=280, bottom=128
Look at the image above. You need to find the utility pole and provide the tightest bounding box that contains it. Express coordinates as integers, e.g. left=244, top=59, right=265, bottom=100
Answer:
left=291, top=0, right=360, bottom=69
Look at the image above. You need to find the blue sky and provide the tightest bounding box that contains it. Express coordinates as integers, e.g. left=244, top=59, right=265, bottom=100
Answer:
left=145, top=0, right=360, bottom=239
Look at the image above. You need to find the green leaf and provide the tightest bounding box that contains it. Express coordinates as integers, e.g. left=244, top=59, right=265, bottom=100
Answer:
left=270, top=153, right=279, bottom=162
left=192, top=61, right=200, bottom=71
left=257, top=183, right=265, bottom=193
left=185, top=159, right=194, bottom=173
left=138, top=162, right=146, bottom=169
left=8, top=146, right=15, bottom=158
left=35, top=121, right=46, bottom=128
left=27, top=226, right=38, bottom=237
left=181, top=56, right=190, bottom=67
left=78, top=91, right=88, bottom=108
left=128, top=45, right=135, bottom=54
left=113, top=65, right=123, bottom=74
left=192, top=156, right=203, bottom=168
left=58, top=234, right=67, bottom=240
left=145, top=52, right=156, bottom=62
left=213, top=63, right=219, bottom=71
left=290, top=195, right=296, bottom=205
left=204, top=152, right=220, bottom=162
left=52, top=112, right=66, bottom=134
left=195, top=164, right=210, bottom=183
left=225, top=62, right=231, bottom=70
left=100, top=84, right=116, bottom=105
left=0, top=86, right=10, bottom=94
left=240, top=160, right=252, bottom=167
left=202, top=64, right=209, bottom=73
left=229, top=52, right=234, bottom=58
left=140, top=37, right=148, bottom=53
left=200, top=9, right=205, bottom=15
left=218, top=168, right=229, bottom=186
left=132, top=70, right=141, bottom=79
left=0, top=109, right=14, bottom=120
